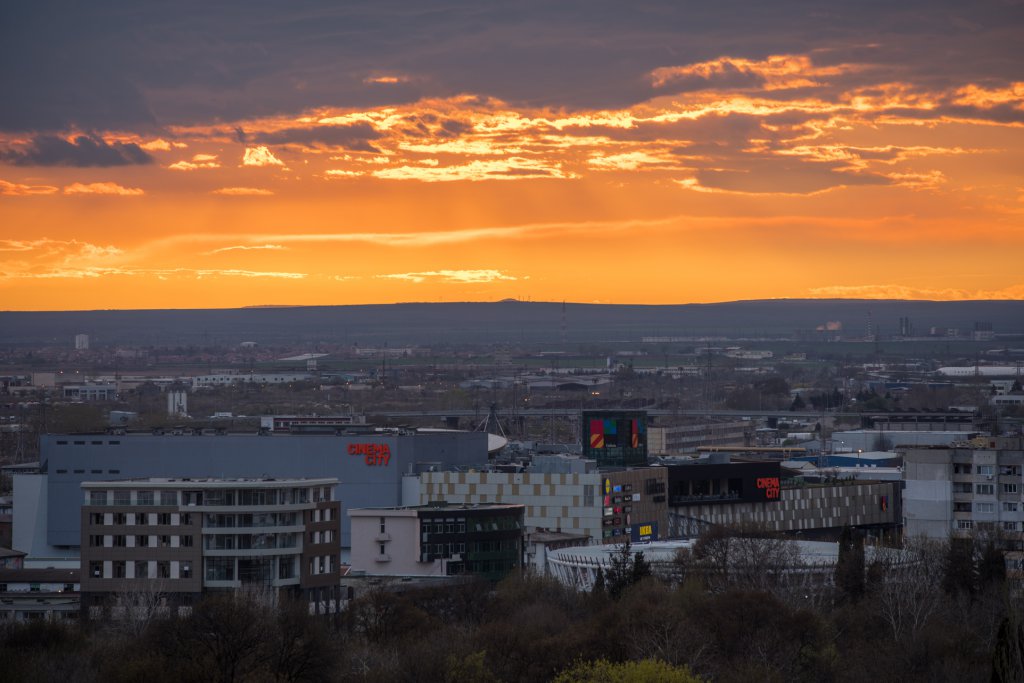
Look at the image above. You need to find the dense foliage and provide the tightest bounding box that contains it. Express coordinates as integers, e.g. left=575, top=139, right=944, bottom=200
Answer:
left=3, top=535, right=1023, bottom=682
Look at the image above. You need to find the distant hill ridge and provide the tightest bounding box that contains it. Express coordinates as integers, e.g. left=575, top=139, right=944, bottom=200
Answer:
left=1, top=299, right=1022, bottom=346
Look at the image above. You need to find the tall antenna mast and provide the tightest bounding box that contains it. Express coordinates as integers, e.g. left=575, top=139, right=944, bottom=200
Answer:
left=561, top=301, right=567, bottom=347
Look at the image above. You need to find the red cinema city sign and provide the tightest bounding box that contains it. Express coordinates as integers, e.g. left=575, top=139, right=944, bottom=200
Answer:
left=348, top=443, right=391, bottom=466
left=756, top=476, right=780, bottom=500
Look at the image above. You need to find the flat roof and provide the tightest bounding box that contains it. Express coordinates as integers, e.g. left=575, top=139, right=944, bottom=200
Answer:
left=350, top=503, right=523, bottom=513
left=81, top=477, right=339, bottom=489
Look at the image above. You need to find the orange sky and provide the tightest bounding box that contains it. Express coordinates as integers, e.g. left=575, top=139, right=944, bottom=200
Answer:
left=2, top=24, right=1023, bottom=309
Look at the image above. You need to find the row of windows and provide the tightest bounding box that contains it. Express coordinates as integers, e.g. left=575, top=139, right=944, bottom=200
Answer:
left=470, top=539, right=520, bottom=554
left=204, top=512, right=298, bottom=528
left=955, top=501, right=1020, bottom=513
left=312, top=508, right=335, bottom=523
left=89, top=560, right=191, bottom=580
left=309, top=530, right=335, bottom=545
left=421, top=542, right=466, bottom=559
left=204, top=533, right=298, bottom=550
left=54, top=440, right=120, bottom=446
left=953, top=464, right=1022, bottom=476
left=420, top=520, right=467, bottom=535
left=957, top=520, right=1022, bottom=532
left=89, top=490, right=177, bottom=506
left=418, top=516, right=521, bottom=535
left=309, top=555, right=335, bottom=576
left=205, top=556, right=299, bottom=582
left=87, top=487, right=320, bottom=507
left=57, top=468, right=121, bottom=475
left=88, top=512, right=192, bottom=526
left=953, top=483, right=1018, bottom=495
left=88, top=534, right=194, bottom=548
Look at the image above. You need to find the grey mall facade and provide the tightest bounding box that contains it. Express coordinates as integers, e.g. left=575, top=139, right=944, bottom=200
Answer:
left=41, top=431, right=488, bottom=550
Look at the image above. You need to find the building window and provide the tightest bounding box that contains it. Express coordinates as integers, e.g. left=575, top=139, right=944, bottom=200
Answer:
left=1003, top=502, right=1019, bottom=512
left=953, top=464, right=972, bottom=475
left=157, top=513, right=172, bottom=526
left=159, top=491, right=177, bottom=506
left=89, top=561, right=102, bottom=578
left=89, top=535, right=104, bottom=547
left=956, top=520, right=974, bottom=530
left=112, top=561, right=126, bottom=578
left=380, top=517, right=386, bottom=533
left=1004, top=522, right=1019, bottom=532
left=135, top=561, right=149, bottom=579
left=158, top=535, right=171, bottom=548
left=89, top=513, right=104, bottom=525
left=181, top=561, right=192, bottom=579
left=113, top=513, right=127, bottom=525
left=180, top=513, right=191, bottom=526
left=1004, top=484, right=1019, bottom=495
left=205, top=557, right=234, bottom=581
left=379, top=543, right=387, bottom=555
left=136, top=491, right=154, bottom=506
left=1000, top=465, right=1022, bottom=477
left=953, top=503, right=971, bottom=512
left=136, top=535, right=150, bottom=547
left=179, top=535, right=194, bottom=548
left=112, top=535, right=126, bottom=547
left=978, top=465, right=995, bottom=476
left=278, top=559, right=294, bottom=580
left=976, top=484, right=995, bottom=495
left=157, top=562, right=170, bottom=579
left=89, top=491, right=108, bottom=506
left=113, top=491, right=131, bottom=506
left=976, top=502, right=995, bottom=513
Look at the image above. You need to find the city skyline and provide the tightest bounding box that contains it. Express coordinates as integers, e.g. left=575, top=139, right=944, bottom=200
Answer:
left=2, top=1, right=1023, bottom=310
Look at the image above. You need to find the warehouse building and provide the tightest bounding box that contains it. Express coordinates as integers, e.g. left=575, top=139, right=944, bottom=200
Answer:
left=15, top=429, right=488, bottom=563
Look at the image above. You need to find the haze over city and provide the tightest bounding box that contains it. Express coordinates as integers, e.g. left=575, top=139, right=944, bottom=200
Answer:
left=2, top=1, right=1023, bottom=310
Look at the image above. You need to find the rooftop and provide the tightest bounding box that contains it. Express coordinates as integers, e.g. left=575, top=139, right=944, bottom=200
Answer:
left=80, top=477, right=338, bottom=489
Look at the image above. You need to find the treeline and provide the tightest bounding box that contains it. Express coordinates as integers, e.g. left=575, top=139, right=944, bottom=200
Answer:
left=3, top=535, right=1024, bottom=682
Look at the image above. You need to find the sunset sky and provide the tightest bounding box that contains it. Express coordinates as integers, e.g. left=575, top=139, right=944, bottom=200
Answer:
left=2, top=1, right=1023, bottom=310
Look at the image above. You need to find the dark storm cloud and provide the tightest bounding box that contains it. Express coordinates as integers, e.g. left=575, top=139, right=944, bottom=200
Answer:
left=1, top=0, right=1022, bottom=133
left=0, top=135, right=153, bottom=167
left=695, top=157, right=890, bottom=194
left=253, top=123, right=381, bottom=151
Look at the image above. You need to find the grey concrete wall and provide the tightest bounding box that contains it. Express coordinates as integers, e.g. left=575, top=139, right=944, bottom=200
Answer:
left=41, top=432, right=487, bottom=548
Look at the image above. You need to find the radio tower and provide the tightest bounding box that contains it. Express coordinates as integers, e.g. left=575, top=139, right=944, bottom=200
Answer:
left=561, top=301, right=567, bottom=347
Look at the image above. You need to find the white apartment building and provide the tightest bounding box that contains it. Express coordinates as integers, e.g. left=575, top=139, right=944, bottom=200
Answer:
left=903, top=437, right=1024, bottom=540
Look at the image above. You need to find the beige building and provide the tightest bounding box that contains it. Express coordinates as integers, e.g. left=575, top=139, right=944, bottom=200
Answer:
left=79, top=477, right=341, bottom=618
left=414, top=471, right=603, bottom=540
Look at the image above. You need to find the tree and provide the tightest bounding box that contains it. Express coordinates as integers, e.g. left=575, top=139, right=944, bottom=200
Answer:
left=992, top=613, right=1024, bottom=683
left=790, top=395, right=806, bottom=411
left=553, top=658, right=702, bottom=683
left=943, top=537, right=978, bottom=596
left=631, top=551, right=652, bottom=585
left=592, top=567, right=606, bottom=595
left=834, top=526, right=865, bottom=603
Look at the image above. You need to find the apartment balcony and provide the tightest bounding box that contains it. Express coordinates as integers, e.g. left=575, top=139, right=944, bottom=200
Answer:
left=374, top=532, right=392, bottom=542
left=374, top=554, right=391, bottom=563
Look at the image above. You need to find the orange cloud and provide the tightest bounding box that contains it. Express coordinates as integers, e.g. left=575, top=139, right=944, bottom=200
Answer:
left=169, top=153, right=221, bottom=171
left=0, top=179, right=58, bottom=195
left=211, top=186, right=274, bottom=195
left=63, top=182, right=144, bottom=196
left=377, top=269, right=517, bottom=284
left=650, top=54, right=856, bottom=90
left=363, top=75, right=410, bottom=85
left=241, top=146, right=285, bottom=167
left=203, top=244, right=285, bottom=254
